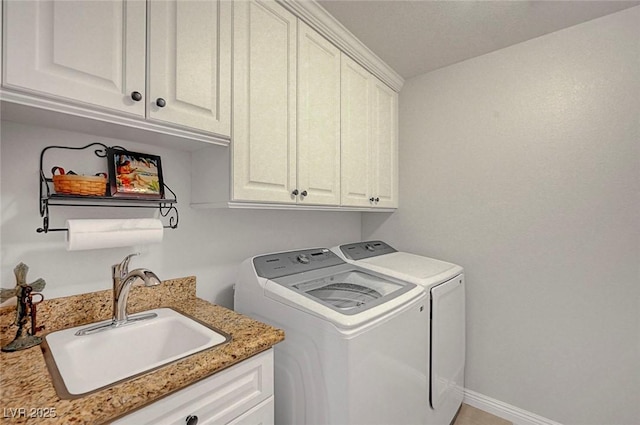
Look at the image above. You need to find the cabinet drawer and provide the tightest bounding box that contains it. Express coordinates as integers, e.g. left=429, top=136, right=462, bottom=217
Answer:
left=225, top=397, right=274, bottom=425
left=113, top=349, right=274, bottom=425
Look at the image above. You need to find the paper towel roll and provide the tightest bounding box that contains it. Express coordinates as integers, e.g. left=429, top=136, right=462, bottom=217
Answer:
left=66, top=219, right=164, bottom=251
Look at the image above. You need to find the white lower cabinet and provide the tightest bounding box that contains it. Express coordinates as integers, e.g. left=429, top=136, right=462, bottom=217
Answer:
left=112, top=349, right=274, bottom=425
left=226, top=398, right=274, bottom=425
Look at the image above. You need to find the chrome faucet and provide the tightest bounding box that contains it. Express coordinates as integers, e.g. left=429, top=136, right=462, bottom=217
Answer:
left=112, top=253, right=161, bottom=325
left=75, top=253, right=161, bottom=336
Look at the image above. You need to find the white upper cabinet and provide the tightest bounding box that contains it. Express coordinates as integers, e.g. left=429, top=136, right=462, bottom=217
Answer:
left=3, top=0, right=231, bottom=138
left=191, top=1, right=398, bottom=210
left=341, top=54, right=398, bottom=208
left=371, top=78, right=399, bottom=208
left=148, top=0, right=231, bottom=136
left=296, top=21, right=341, bottom=206
left=341, top=54, right=373, bottom=207
left=232, top=2, right=341, bottom=206
left=232, top=0, right=298, bottom=204
left=3, top=0, right=146, bottom=116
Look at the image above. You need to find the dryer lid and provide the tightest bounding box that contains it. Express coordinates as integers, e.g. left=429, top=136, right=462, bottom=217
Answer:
left=335, top=242, right=463, bottom=288
left=360, top=252, right=459, bottom=280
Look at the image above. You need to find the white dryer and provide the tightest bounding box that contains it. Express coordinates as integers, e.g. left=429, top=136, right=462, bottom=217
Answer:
left=234, top=248, right=429, bottom=425
left=332, top=241, right=465, bottom=425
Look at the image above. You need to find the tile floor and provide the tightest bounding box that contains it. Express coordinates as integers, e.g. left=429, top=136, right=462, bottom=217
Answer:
left=453, top=404, right=512, bottom=425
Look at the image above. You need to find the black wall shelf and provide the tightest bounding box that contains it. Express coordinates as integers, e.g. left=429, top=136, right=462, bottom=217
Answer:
left=38, top=142, right=178, bottom=233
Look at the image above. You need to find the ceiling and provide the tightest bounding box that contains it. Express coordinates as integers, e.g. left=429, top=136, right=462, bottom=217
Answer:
left=317, top=0, right=640, bottom=79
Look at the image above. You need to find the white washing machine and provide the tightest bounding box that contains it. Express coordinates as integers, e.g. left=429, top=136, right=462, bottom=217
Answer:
left=332, top=241, right=465, bottom=425
left=234, top=248, right=429, bottom=425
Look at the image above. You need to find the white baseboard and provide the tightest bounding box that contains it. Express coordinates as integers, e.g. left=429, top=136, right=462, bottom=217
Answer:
left=463, top=389, right=563, bottom=425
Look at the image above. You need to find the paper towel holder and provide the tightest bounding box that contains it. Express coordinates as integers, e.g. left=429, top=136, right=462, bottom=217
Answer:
left=37, top=142, right=179, bottom=234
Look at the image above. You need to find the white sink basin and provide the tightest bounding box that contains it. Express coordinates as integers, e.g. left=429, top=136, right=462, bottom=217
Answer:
left=42, top=308, right=230, bottom=398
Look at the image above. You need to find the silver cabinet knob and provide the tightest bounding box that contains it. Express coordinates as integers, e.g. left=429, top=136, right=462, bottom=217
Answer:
left=292, top=189, right=299, bottom=196
left=130, top=91, right=142, bottom=101
left=156, top=98, right=166, bottom=108
left=300, top=190, right=308, bottom=197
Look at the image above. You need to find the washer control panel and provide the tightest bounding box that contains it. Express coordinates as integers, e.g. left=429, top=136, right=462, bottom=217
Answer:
left=339, top=241, right=397, bottom=260
left=254, top=248, right=345, bottom=279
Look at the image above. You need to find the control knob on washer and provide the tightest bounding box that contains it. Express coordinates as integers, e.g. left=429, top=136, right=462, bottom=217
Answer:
left=296, top=254, right=310, bottom=264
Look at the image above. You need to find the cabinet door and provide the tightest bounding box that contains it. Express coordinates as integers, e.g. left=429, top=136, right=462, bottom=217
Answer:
left=148, top=0, right=231, bottom=136
left=340, top=54, right=372, bottom=207
left=112, top=350, right=274, bottom=425
left=371, top=78, right=399, bottom=208
left=233, top=0, right=297, bottom=203
left=3, top=0, right=146, bottom=116
left=297, top=22, right=341, bottom=206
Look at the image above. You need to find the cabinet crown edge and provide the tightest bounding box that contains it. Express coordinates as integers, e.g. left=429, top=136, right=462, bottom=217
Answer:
left=277, top=0, right=404, bottom=92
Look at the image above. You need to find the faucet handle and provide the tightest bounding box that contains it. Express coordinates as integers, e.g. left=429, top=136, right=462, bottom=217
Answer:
left=113, top=253, right=140, bottom=277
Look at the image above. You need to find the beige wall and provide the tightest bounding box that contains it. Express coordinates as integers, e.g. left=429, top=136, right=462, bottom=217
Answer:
left=363, top=7, right=640, bottom=424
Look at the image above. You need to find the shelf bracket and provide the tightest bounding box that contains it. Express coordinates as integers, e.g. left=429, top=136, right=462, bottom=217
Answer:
left=37, top=143, right=179, bottom=234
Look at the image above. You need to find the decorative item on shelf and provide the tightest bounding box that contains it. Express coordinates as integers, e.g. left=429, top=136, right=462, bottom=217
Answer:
left=51, top=166, right=107, bottom=196
left=106, top=148, right=164, bottom=199
left=1, top=263, right=46, bottom=352
left=37, top=142, right=179, bottom=234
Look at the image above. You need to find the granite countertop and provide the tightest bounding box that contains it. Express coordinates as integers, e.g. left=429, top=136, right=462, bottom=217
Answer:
left=0, top=276, right=284, bottom=424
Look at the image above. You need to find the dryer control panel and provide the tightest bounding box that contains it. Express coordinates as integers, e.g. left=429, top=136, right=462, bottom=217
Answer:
left=253, top=248, right=345, bottom=279
left=339, top=241, right=397, bottom=260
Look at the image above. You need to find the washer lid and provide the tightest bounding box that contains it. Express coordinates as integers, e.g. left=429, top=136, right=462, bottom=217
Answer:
left=254, top=248, right=424, bottom=326
left=269, top=266, right=417, bottom=316
left=293, top=270, right=406, bottom=313
left=357, top=252, right=462, bottom=288
left=306, top=282, right=381, bottom=309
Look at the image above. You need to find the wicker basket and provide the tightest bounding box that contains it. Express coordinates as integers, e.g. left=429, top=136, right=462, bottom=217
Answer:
left=53, top=174, right=107, bottom=196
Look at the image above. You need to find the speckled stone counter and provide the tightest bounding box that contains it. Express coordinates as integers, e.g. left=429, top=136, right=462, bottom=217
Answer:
left=0, top=277, right=284, bottom=424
